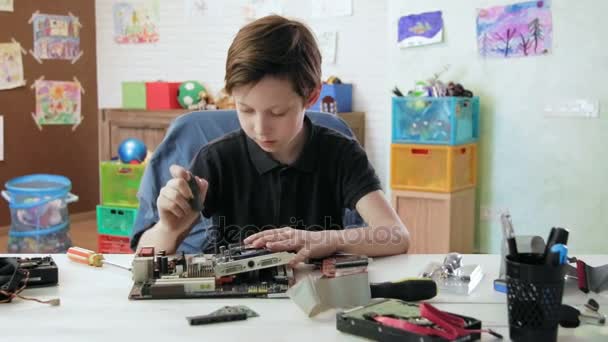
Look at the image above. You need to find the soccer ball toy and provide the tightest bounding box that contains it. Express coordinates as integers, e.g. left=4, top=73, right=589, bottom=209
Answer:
left=118, top=138, right=148, bottom=164
left=178, top=81, right=206, bottom=109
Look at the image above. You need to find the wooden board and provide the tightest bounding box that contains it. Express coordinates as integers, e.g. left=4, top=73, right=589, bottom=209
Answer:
left=0, top=0, right=98, bottom=227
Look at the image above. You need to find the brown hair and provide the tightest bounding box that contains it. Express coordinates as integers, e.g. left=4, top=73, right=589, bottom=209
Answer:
left=225, top=15, right=322, bottom=100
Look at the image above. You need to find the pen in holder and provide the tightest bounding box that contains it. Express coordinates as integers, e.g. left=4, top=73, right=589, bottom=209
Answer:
left=499, top=235, right=546, bottom=279
left=506, top=253, right=566, bottom=342
left=495, top=212, right=546, bottom=293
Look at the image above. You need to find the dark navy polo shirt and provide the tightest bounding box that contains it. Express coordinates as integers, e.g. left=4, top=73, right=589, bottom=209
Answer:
left=188, top=116, right=382, bottom=252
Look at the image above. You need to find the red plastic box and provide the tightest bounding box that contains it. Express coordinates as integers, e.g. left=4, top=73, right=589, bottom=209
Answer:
left=98, top=234, right=132, bottom=254
left=145, top=82, right=181, bottom=110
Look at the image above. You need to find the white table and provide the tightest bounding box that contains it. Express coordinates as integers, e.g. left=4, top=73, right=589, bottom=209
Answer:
left=368, top=254, right=608, bottom=306
left=2, top=254, right=608, bottom=342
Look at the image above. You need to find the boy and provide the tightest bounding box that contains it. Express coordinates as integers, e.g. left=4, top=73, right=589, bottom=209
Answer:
left=135, top=15, right=410, bottom=265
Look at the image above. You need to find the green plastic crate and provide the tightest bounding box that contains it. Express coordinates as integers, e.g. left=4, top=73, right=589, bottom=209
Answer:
left=96, top=205, right=137, bottom=237
left=100, top=161, right=144, bottom=208
left=122, top=82, right=146, bottom=109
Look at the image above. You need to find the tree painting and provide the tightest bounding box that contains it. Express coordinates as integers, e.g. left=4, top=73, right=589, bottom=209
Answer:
left=519, top=33, right=533, bottom=56
left=493, top=28, right=517, bottom=57
left=476, top=1, right=552, bottom=58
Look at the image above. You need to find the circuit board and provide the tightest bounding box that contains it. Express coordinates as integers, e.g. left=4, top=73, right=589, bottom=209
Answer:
left=128, top=245, right=295, bottom=300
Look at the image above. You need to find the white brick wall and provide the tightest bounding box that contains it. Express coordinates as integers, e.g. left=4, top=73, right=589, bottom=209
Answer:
left=95, top=0, right=392, bottom=188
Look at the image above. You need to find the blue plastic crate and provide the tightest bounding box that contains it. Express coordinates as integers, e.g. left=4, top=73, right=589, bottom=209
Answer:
left=392, top=96, right=479, bottom=145
left=310, top=83, right=353, bottom=113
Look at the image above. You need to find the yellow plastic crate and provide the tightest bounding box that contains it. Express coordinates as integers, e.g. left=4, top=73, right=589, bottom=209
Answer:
left=100, top=161, right=145, bottom=208
left=390, top=143, right=477, bottom=193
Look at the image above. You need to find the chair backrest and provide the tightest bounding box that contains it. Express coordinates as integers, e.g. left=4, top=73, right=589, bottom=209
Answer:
left=132, top=110, right=359, bottom=253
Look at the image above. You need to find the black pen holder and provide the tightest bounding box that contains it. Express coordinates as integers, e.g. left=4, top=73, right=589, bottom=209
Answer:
left=506, top=253, right=566, bottom=342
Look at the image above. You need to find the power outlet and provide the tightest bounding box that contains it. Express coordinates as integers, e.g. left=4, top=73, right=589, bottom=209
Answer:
left=544, top=99, right=600, bottom=118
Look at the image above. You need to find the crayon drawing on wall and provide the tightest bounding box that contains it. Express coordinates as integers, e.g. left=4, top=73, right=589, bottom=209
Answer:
left=0, top=0, right=13, bottom=12
left=32, top=14, right=81, bottom=61
left=34, top=80, right=81, bottom=125
left=113, top=0, right=160, bottom=44
left=477, top=0, right=552, bottom=58
left=397, top=11, right=444, bottom=48
left=243, top=0, right=283, bottom=20
left=0, top=42, right=25, bottom=90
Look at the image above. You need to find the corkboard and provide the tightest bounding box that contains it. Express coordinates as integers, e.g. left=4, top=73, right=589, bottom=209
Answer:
left=0, top=0, right=98, bottom=226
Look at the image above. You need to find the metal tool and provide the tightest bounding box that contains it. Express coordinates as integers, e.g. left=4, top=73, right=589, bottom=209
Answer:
left=67, top=246, right=132, bottom=271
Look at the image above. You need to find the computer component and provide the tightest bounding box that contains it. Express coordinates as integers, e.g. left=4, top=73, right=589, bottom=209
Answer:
left=17, top=256, right=59, bottom=288
left=1, top=256, right=59, bottom=305
left=129, top=245, right=295, bottom=300
left=337, top=299, right=484, bottom=341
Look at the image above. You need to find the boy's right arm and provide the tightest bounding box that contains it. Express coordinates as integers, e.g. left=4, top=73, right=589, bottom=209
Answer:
left=137, top=164, right=208, bottom=254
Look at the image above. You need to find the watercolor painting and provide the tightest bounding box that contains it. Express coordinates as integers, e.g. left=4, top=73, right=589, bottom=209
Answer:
left=0, top=42, right=25, bottom=90
left=113, top=0, right=160, bottom=44
left=34, top=80, right=81, bottom=125
left=398, top=11, right=443, bottom=48
left=0, top=0, right=13, bottom=12
left=32, top=14, right=81, bottom=61
left=477, top=0, right=552, bottom=58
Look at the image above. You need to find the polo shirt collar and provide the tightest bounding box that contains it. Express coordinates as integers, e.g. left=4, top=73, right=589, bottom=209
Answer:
left=246, top=115, right=318, bottom=174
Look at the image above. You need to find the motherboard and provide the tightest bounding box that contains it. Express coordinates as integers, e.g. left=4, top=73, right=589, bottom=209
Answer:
left=128, top=244, right=295, bottom=300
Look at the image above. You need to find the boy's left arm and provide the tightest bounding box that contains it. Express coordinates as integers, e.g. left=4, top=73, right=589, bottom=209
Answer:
left=244, top=190, right=410, bottom=265
left=337, top=189, right=410, bottom=257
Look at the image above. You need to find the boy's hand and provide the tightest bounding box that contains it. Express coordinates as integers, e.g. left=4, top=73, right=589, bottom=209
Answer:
left=243, top=228, right=341, bottom=267
left=157, top=164, right=208, bottom=233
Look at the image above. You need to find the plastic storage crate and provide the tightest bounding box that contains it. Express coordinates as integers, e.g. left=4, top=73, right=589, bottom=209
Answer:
left=100, top=161, right=144, bottom=208
left=392, top=96, right=479, bottom=145
left=98, top=234, right=132, bottom=254
left=96, top=205, right=137, bottom=237
left=390, top=143, right=477, bottom=193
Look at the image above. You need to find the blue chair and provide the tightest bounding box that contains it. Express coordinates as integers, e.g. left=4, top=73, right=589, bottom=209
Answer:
left=131, top=110, right=364, bottom=253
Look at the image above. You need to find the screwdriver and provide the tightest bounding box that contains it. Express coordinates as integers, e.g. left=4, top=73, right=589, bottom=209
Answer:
left=370, top=278, right=437, bottom=301
left=67, top=246, right=132, bottom=271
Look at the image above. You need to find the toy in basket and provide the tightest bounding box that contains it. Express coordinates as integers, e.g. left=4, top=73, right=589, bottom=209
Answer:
left=2, top=174, right=78, bottom=253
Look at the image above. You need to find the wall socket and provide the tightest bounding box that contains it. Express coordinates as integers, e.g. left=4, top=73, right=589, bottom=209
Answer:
left=543, top=99, right=600, bottom=118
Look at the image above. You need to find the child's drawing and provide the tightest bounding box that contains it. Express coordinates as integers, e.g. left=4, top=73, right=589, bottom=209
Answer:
left=477, top=1, right=552, bottom=58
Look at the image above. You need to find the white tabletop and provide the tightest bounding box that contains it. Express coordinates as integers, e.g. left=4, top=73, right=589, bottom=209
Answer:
left=2, top=253, right=608, bottom=341
left=367, top=254, right=608, bottom=306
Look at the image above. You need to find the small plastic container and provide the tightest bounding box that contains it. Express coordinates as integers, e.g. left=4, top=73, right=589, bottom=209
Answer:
left=310, top=83, right=353, bottom=113
left=2, top=174, right=78, bottom=253
left=392, top=96, right=479, bottom=145
left=96, top=205, right=137, bottom=237
left=100, top=161, right=145, bottom=208
left=98, top=234, right=132, bottom=254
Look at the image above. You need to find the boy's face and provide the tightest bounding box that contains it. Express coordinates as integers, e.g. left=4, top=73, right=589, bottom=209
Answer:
left=233, top=76, right=319, bottom=159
